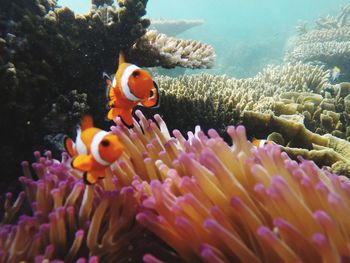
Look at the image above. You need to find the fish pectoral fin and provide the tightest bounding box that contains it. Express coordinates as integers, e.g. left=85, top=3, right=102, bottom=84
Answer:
left=83, top=172, right=97, bottom=185
left=106, top=84, right=117, bottom=102
left=71, top=155, right=93, bottom=171
left=64, top=136, right=75, bottom=157
left=107, top=107, right=122, bottom=121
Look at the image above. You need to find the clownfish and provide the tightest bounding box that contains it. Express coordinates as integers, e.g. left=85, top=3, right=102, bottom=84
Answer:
left=251, top=138, right=275, bottom=148
left=104, top=51, right=159, bottom=127
left=64, top=115, right=124, bottom=185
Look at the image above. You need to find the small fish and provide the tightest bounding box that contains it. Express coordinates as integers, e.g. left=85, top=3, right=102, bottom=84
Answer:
left=331, top=66, right=341, bottom=82
left=251, top=138, right=275, bottom=148
left=104, top=51, right=159, bottom=127
left=64, top=115, right=124, bottom=185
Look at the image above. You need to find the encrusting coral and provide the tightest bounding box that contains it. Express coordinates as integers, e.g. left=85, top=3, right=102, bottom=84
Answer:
left=1, top=111, right=350, bottom=262
left=285, top=5, right=350, bottom=82
left=0, top=0, right=215, bottom=192
left=243, top=110, right=350, bottom=177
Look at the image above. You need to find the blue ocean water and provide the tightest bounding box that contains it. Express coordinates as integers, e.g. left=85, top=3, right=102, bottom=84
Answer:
left=58, top=0, right=349, bottom=77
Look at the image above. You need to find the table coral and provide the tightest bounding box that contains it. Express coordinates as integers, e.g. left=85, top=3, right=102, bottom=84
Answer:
left=128, top=30, right=215, bottom=68
left=150, top=19, right=204, bottom=36
left=1, top=112, right=350, bottom=262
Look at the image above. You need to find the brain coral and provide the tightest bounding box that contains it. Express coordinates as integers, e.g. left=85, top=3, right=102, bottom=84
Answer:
left=1, top=112, right=350, bottom=262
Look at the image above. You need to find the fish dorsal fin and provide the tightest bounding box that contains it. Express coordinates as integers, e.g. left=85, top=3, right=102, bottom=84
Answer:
left=119, top=51, right=126, bottom=65
left=80, top=115, right=94, bottom=131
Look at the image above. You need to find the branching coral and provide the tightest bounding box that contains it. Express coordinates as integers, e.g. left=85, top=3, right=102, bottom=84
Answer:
left=2, top=112, right=350, bottom=262
left=128, top=30, right=215, bottom=68
left=285, top=5, right=350, bottom=82
left=154, top=63, right=331, bottom=134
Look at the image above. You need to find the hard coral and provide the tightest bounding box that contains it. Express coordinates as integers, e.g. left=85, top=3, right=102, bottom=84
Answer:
left=155, top=63, right=331, bottom=134
left=285, top=5, right=350, bottom=82
left=128, top=30, right=215, bottom=68
left=243, top=111, right=350, bottom=176
left=150, top=19, right=204, bottom=36
left=2, top=112, right=350, bottom=262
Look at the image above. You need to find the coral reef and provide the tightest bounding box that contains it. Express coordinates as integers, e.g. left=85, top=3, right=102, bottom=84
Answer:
left=128, top=30, right=215, bottom=68
left=0, top=0, right=215, bottom=192
left=1, top=112, right=350, bottom=262
left=0, top=0, right=149, bottom=192
left=285, top=5, right=350, bottom=82
left=150, top=19, right=204, bottom=36
left=154, top=64, right=350, bottom=174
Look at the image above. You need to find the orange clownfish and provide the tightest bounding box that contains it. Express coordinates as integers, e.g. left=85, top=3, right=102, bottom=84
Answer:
left=64, top=115, right=124, bottom=185
left=104, top=51, right=159, bottom=127
left=251, top=138, right=275, bottom=148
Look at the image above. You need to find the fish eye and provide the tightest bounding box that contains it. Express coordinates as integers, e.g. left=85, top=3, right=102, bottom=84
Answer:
left=150, top=90, right=154, bottom=97
left=101, top=139, right=110, bottom=147
left=132, top=70, right=140, bottom=78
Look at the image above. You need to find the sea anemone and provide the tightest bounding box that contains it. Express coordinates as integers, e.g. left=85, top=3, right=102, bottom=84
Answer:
left=132, top=113, right=350, bottom=262
left=0, top=150, right=177, bottom=262
left=1, top=111, right=350, bottom=262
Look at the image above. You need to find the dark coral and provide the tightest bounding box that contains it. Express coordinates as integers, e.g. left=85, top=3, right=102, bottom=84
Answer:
left=0, top=0, right=149, bottom=192
left=92, top=0, right=114, bottom=7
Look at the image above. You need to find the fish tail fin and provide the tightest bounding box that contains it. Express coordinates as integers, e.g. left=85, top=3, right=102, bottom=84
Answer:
left=80, top=115, right=94, bottom=130
left=64, top=136, right=75, bottom=157
left=251, top=137, right=259, bottom=147
left=119, top=50, right=126, bottom=65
